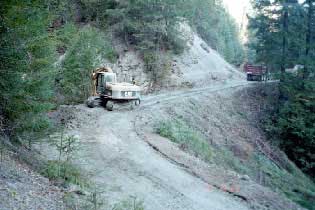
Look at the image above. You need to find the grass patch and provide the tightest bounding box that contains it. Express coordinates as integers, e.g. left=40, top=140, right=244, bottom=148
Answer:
left=221, top=150, right=315, bottom=209
left=63, top=189, right=106, bottom=210
left=156, top=119, right=212, bottom=162
left=214, top=148, right=251, bottom=174
left=251, top=154, right=315, bottom=209
left=64, top=192, right=144, bottom=210
left=156, top=119, right=249, bottom=171
left=41, top=160, right=88, bottom=188
left=155, top=118, right=315, bottom=209
left=214, top=147, right=315, bottom=209
left=112, top=197, right=145, bottom=210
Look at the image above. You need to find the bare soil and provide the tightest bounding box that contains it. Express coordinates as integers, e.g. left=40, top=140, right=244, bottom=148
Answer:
left=39, top=80, right=304, bottom=210
left=0, top=151, right=65, bottom=210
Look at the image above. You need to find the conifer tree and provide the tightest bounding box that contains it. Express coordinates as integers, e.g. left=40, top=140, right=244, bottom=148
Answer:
left=248, top=0, right=315, bottom=177
left=0, top=1, right=56, bottom=141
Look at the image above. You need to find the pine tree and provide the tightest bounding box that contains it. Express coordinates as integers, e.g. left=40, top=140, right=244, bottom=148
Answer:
left=248, top=0, right=315, bottom=178
left=0, top=1, right=56, bottom=142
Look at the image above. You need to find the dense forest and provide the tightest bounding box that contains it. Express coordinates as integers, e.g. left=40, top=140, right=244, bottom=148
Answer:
left=247, top=0, right=315, bottom=177
left=0, top=0, right=243, bottom=142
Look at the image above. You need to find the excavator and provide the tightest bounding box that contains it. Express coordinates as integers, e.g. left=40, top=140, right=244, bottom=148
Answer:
left=86, top=67, right=141, bottom=111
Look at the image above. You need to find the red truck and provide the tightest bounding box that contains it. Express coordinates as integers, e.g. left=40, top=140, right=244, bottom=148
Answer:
left=244, top=63, right=267, bottom=81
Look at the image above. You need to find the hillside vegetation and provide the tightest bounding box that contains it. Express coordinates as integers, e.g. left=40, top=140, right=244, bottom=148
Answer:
left=247, top=0, right=315, bottom=180
left=0, top=0, right=243, bottom=143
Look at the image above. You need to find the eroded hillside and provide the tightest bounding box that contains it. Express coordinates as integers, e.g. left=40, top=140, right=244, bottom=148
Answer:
left=110, top=25, right=245, bottom=92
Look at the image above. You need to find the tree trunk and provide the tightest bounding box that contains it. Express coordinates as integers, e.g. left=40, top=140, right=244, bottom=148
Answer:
left=281, top=1, right=288, bottom=82
left=304, top=0, right=314, bottom=79
left=279, top=1, right=289, bottom=101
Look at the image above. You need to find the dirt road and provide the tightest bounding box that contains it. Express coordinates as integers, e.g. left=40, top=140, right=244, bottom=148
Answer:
left=65, top=80, right=255, bottom=210
left=141, top=80, right=250, bottom=107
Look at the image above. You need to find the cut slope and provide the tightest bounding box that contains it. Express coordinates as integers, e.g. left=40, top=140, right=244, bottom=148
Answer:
left=109, top=24, right=245, bottom=91
left=173, top=32, right=245, bottom=87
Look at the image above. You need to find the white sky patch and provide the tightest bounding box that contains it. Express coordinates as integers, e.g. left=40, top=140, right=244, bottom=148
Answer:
left=223, top=0, right=305, bottom=24
left=223, top=0, right=305, bottom=42
left=222, top=0, right=250, bottom=25
left=223, top=0, right=251, bottom=42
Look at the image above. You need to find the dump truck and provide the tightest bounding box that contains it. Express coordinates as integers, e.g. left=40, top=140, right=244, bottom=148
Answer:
left=244, top=63, right=267, bottom=81
left=86, top=67, right=141, bottom=111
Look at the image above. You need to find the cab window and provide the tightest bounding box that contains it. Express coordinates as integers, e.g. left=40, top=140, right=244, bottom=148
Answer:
left=97, top=74, right=105, bottom=87
left=105, top=75, right=113, bottom=83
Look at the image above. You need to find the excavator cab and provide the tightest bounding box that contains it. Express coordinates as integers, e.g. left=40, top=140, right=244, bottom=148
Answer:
left=96, top=72, right=117, bottom=94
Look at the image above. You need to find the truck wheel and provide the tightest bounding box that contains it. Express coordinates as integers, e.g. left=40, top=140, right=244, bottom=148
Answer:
left=106, top=101, right=114, bottom=111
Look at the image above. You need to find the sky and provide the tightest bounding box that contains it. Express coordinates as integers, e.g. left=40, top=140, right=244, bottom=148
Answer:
left=223, top=0, right=305, bottom=24
left=222, top=0, right=251, bottom=41
left=222, top=0, right=251, bottom=25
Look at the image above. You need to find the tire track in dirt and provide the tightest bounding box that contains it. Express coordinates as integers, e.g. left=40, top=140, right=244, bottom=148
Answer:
left=141, top=81, right=252, bottom=108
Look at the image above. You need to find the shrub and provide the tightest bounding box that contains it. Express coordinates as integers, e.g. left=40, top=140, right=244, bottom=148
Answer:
left=41, top=160, right=87, bottom=187
left=143, top=52, right=172, bottom=84
left=112, top=197, right=145, bottom=210
left=56, top=24, right=117, bottom=104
